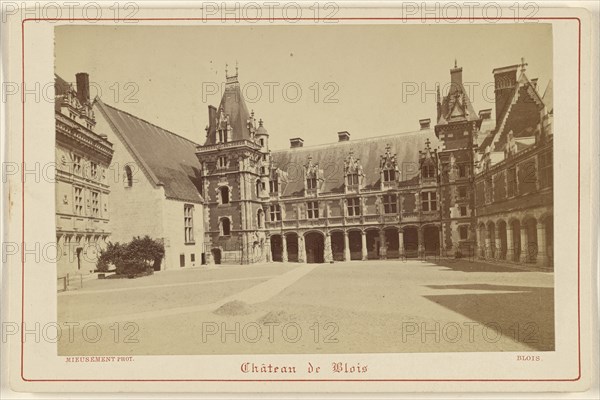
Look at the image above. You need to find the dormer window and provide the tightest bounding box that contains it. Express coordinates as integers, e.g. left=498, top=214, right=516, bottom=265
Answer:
left=383, top=169, right=396, bottom=182
left=307, top=177, right=317, bottom=190
left=422, top=164, right=435, bottom=179
left=347, top=173, right=359, bottom=186
left=269, top=179, right=279, bottom=194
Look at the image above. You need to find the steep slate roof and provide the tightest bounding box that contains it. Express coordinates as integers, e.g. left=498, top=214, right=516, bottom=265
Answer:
left=95, top=99, right=204, bottom=204
left=271, top=130, right=440, bottom=197
left=437, top=68, right=479, bottom=125
left=204, top=72, right=252, bottom=145
left=542, top=79, right=553, bottom=113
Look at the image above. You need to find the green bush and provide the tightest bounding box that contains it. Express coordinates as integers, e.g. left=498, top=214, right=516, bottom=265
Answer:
left=97, top=236, right=165, bottom=276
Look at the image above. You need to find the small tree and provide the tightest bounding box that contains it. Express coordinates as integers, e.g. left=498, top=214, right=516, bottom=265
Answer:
left=97, top=236, right=165, bottom=276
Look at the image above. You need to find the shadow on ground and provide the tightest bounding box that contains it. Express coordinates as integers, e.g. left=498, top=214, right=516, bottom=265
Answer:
left=424, top=284, right=555, bottom=351
left=419, top=257, right=532, bottom=273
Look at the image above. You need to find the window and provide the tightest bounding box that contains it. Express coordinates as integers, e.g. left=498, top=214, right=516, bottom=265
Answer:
left=124, top=165, right=133, bottom=187
left=259, top=138, right=265, bottom=147
left=383, top=169, right=396, bottom=182
left=219, top=186, right=230, bottom=204
left=458, top=186, right=467, bottom=199
left=217, top=156, right=227, bottom=168
left=383, top=194, right=398, bottom=214
left=347, top=198, right=361, bottom=216
left=73, top=186, right=84, bottom=215
left=307, top=177, right=317, bottom=190
left=73, top=154, right=82, bottom=175
left=460, top=205, right=468, bottom=216
left=269, top=204, right=282, bottom=221
left=347, top=173, right=359, bottom=186
left=458, top=164, right=468, bottom=178
left=191, top=253, right=195, bottom=262
left=307, top=201, right=319, bottom=219
left=421, top=191, right=437, bottom=212
left=260, top=166, right=266, bottom=175
left=459, top=225, right=469, bottom=240
left=262, top=153, right=268, bottom=161
left=91, top=191, right=99, bottom=217
left=256, top=179, right=262, bottom=197
left=220, top=217, right=231, bottom=236
left=507, top=167, right=517, bottom=197
left=269, top=179, right=279, bottom=193
left=422, top=164, right=435, bottom=178
left=485, top=176, right=493, bottom=203
left=90, top=162, right=98, bottom=180
left=218, top=129, right=228, bottom=143
left=538, top=150, right=553, bottom=189
left=184, top=204, right=194, bottom=244
left=180, top=254, right=185, bottom=268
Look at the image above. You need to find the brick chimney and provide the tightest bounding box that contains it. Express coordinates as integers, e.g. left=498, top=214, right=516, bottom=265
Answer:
left=290, top=138, right=304, bottom=148
left=337, top=131, right=350, bottom=142
left=75, top=72, right=90, bottom=104
left=492, top=64, right=519, bottom=120
left=419, top=118, right=431, bottom=130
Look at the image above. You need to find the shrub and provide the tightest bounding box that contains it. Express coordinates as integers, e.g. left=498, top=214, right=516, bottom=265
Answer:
left=97, top=236, right=165, bottom=276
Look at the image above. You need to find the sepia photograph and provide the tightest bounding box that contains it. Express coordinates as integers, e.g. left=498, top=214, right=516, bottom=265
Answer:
left=52, top=23, right=556, bottom=357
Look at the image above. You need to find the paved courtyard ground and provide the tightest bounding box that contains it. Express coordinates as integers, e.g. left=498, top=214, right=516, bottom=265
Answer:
left=57, top=259, right=554, bottom=355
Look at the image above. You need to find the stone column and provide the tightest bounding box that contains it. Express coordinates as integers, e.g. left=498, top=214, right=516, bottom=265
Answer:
left=495, top=226, right=502, bottom=260
left=298, top=235, right=306, bottom=263
left=506, top=226, right=514, bottom=262
left=418, top=227, right=424, bottom=258
left=520, top=225, right=529, bottom=263
left=536, top=221, right=547, bottom=268
left=484, top=229, right=492, bottom=259
left=476, top=227, right=483, bottom=258
left=324, top=233, right=333, bottom=263
left=398, top=229, right=405, bottom=259
left=343, top=231, right=351, bottom=261
left=379, top=230, right=387, bottom=260
left=438, top=225, right=444, bottom=257
left=281, top=234, right=288, bottom=263
left=361, top=231, right=368, bottom=261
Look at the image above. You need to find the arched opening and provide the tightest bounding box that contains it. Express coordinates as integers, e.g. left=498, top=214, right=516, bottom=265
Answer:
left=255, top=179, right=261, bottom=197
left=423, top=225, right=440, bottom=256
left=487, top=221, right=496, bottom=258
left=211, top=248, right=222, bottom=265
left=257, top=209, right=264, bottom=229
left=220, top=217, right=231, bottom=236
left=330, top=231, right=345, bottom=261
left=524, top=217, right=538, bottom=263
left=305, top=232, right=325, bottom=264
left=270, top=235, right=283, bottom=262
left=403, top=226, right=419, bottom=258
left=348, top=230, right=362, bottom=260
left=384, top=227, right=400, bottom=258
left=511, top=219, right=521, bottom=262
left=366, top=229, right=381, bottom=259
left=497, top=220, right=508, bottom=260
left=219, top=186, right=230, bottom=204
left=286, top=233, right=299, bottom=262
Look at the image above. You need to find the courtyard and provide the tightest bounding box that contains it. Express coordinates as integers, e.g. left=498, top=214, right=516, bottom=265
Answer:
left=57, top=259, right=554, bottom=355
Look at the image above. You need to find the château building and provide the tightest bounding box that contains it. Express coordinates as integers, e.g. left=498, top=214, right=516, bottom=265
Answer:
left=197, top=60, right=553, bottom=269
left=55, top=73, right=114, bottom=277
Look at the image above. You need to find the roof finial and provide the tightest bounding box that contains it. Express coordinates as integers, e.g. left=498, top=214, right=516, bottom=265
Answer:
left=520, top=57, right=528, bottom=72
left=225, top=63, right=228, bottom=78
left=258, top=118, right=263, bottom=127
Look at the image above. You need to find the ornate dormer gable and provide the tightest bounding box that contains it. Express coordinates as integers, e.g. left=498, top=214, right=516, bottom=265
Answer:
left=419, top=138, right=438, bottom=181
left=304, top=155, right=321, bottom=195
left=344, top=149, right=364, bottom=191
left=380, top=144, right=399, bottom=188
left=215, top=105, right=232, bottom=143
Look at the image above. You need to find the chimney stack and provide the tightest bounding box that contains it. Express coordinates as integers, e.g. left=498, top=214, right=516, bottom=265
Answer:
left=492, top=64, right=519, bottom=121
left=290, top=138, right=304, bottom=148
left=75, top=72, right=90, bottom=104
left=478, top=109, right=492, bottom=120
left=419, top=118, right=431, bottom=130
left=450, top=60, right=463, bottom=92
left=337, top=131, right=350, bottom=142
left=531, top=78, right=538, bottom=89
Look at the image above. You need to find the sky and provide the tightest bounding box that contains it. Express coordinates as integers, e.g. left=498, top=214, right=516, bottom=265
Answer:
left=55, top=23, right=552, bottom=150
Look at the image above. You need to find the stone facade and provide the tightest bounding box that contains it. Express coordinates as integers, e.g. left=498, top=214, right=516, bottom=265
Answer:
left=55, top=74, right=114, bottom=278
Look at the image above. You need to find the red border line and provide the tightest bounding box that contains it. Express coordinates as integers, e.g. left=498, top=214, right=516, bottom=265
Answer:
left=20, top=16, right=582, bottom=383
